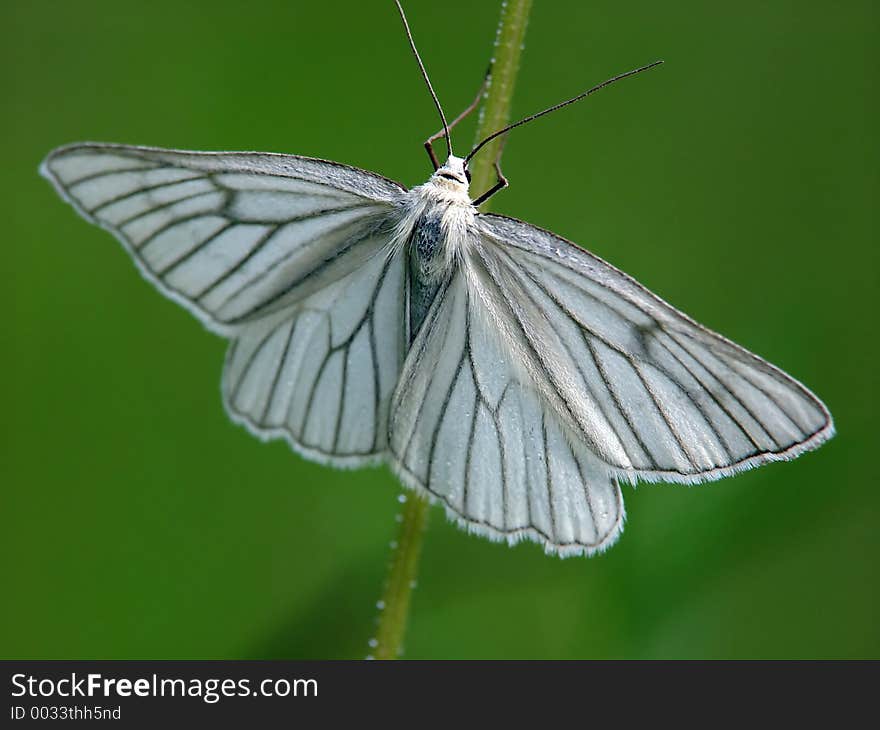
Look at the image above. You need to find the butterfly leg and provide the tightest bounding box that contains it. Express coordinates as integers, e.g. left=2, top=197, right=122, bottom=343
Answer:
left=471, top=136, right=509, bottom=207
left=424, top=63, right=493, bottom=170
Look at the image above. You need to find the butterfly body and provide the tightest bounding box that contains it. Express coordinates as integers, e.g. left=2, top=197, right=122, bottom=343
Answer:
left=400, top=155, right=474, bottom=336
left=41, top=143, right=833, bottom=557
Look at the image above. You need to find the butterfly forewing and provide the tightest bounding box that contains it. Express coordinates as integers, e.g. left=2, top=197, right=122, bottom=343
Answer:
left=475, top=213, right=834, bottom=484
left=40, top=144, right=405, bottom=334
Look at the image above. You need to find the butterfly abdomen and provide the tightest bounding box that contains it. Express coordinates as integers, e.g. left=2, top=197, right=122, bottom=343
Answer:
left=411, top=209, right=444, bottom=270
left=404, top=188, right=475, bottom=341
left=407, top=208, right=446, bottom=340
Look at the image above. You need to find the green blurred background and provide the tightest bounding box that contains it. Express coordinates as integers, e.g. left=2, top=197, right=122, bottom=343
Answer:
left=3, top=0, right=877, bottom=659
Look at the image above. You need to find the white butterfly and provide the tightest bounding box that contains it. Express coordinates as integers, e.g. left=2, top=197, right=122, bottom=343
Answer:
left=40, top=8, right=832, bottom=558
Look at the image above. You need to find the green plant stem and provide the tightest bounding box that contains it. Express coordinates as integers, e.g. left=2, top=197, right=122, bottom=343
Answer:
left=372, top=495, right=429, bottom=659
left=470, top=0, right=533, bottom=203
left=371, top=0, right=532, bottom=660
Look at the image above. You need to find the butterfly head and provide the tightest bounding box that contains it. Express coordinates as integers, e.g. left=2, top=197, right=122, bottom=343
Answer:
left=432, top=155, right=471, bottom=191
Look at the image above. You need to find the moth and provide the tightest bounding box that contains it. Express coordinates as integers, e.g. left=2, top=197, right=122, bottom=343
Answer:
left=40, top=2, right=833, bottom=557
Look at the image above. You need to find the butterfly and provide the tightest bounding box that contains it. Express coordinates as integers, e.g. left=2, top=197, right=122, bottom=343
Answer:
left=40, top=3, right=832, bottom=558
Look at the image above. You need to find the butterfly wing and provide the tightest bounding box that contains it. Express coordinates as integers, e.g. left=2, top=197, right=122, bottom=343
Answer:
left=42, top=143, right=408, bottom=464
left=223, top=246, right=406, bottom=466
left=388, top=269, right=624, bottom=557
left=473, top=213, right=834, bottom=485
left=40, top=143, right=405, bottom=333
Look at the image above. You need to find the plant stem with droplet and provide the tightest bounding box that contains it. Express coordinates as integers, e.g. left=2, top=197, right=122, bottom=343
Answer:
left=470, top=0, right=533, bottom=204
left=371, top=0, right=532, bottom=660
left=372, top=495, right=429, bottom=659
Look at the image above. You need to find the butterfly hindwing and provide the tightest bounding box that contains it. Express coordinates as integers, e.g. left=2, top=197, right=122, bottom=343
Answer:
left=222, top=247, right=407, bottom=465
left=389, top=269, right=624, bottom=556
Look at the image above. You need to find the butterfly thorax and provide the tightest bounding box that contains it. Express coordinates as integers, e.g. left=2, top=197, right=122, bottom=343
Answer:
left=398, top=162, right=475, bottom=340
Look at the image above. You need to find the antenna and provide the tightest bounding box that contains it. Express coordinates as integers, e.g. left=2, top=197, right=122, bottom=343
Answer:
left=466, top=60, right=663, bottom=163
left=394, top=1, right=452, bottom=157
